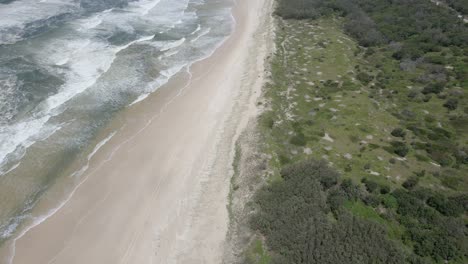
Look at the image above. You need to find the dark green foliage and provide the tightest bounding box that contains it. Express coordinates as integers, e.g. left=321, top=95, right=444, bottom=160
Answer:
left=422, top=82, right=445, bottom=95
left=414, top=170, right=426, bottom=178
left=319, top=169, right=339, bottom=190
left=256, top=1, right=468, bottom=263
left=445, top=0, right=468, bottom=14
left=402, top=176, right=419, bottom=190
left=327, top=189, right=347, bottom=212
left=363, top=163, right=371, bottom=170
left=381, top=194, right=398, bottom=208
left=391, top=128, right=406, bottom=138
left=454, top=146, right=468, bottom=165
left=341, top=178, right=362, bottom=200
left=443, top=98, right=459, bottom=111
left=278, top=153, right=291, bottom=165
left=261, top=111, right=275, bottom=129
left=427, top=194, right=464, bottom=217
left=251, top=160, right=407, bottom=264
left=451, top=193, right=468, bottom=211
left=436, top=169, right=467, bottom=190
left=424, top=54, right=445, bottom=65
left=380, top=185, right=390, bottom=194
left=390, top=141, right=410, bottom=157
left=356, top=72, right=373, bottom=84
left=392, top=189, right=424, bottom=216
left=343, top=10, right=385, bottom=47
left=363, top=194, right=380, bottom=207
left=362, top=178, right=379, bottom=193
left=392, top=189, right=467, bottom=262
left=275, top=0, right=329, bottom=19
left=428, top=126, right=452, bottom=140
left=424, top=142, right=456, bottom=167
left=290, top=132, right=307, bottom=146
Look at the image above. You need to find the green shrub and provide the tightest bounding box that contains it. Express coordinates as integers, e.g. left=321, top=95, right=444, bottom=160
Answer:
left=327, top=189, right=347, bottom=212
left=341, top=178, right=363, bottom=201
left=402, top=176, right=419, bottom=190
left=260, top=112, right=275, bottom=129
left=363, top=194, right=380, bottom=207
left=362, top=178, right=379, bottom=193
left=290, top=132, right=307, bottom=146
left=381, top=194, right=398, bottom=208
left=357, top=72, right=373, bottom=84
left=319, top=170, right=339, bottom=190
left=415, top=153, right=430, bottom=162
left=422, top=82, right=445, bottom=94
left=391, top=128, right=406, bottom=138
left=427, top=195, right=464, bottom=217
left=380, top=185, right=391, bottom=194
left=390, top=141, right=410, bottom=157
left=424, top=54, right=445, bottom=65
left=278, top=153, right=291, bottom=165
left=443, top=98, right=458, bottom=111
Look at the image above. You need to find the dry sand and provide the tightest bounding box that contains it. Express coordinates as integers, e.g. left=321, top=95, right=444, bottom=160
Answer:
left=0, top=0, right=273, bottom=263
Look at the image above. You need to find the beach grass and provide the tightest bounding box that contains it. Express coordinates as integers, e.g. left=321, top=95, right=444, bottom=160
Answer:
left=260, top=17, right=465, bottom=192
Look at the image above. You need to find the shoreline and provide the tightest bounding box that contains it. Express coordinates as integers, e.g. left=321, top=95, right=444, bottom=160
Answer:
left=0, top=0, right=273, bottom=263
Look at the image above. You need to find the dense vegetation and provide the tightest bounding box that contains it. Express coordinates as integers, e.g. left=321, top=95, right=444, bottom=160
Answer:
left=251, top=160, right=405, bottom=264
left=277, top=0, right=468, bottom=49
left=250, top=159, right=467, bottom=263
left=243, top=0, right=468, bottom=263
left=444, top=0, right=468, bottom=14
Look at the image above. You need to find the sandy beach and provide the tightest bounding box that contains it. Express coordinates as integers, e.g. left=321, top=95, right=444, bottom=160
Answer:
left=0, top=0, right=273, bottom=263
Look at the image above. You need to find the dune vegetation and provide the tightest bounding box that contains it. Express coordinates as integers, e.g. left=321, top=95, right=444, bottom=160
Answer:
left=238, top=0, right=468, bottom=263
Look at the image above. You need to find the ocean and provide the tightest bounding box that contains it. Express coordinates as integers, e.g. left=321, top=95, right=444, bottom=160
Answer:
left=0, top=0, right=234, bottom=246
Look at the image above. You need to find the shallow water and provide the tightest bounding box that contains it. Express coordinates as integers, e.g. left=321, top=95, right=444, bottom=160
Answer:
left=0, top=0, right=234, bottom=244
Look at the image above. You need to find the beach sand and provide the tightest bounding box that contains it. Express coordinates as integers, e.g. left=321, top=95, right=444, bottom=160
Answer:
left=0, top=0, right=273, bottom=263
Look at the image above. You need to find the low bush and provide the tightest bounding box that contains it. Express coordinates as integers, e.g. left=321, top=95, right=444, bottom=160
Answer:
left=390, top=141, right=410, bottom=157
left=391, top=128, right=406, bottom=138
left=402, top=176, right=419, bottom=190
left=443, top=98, right=459, bottom=111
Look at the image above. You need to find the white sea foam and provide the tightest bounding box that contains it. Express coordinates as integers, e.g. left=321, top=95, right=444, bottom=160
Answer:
left=128, top=0, right=162, bottom=15
left=0, top=32, right=154, bottom=172
left=2, top=129, right=115, bottom=259
left=43, top=41, right=122, bottom=111
left=0, top=1, right=236, bottom=256
left=129, top=93, right=150, bottom=106
left=87, top=132, right=116, bottom=161
left=0, top=119, right=63, bottom=175
left=71, top=131, right=116, bottom=177
left=78, top=16, right=103, bottom=31
left=129, top=5, right=235, bottom=107
left=190, top=24, right=201, bottom=35
left=162, top=50, right=180, bottom=58
left=129, top=63, right=187, bottom=107
left=0, top=0, right=77, bottom=45
left=0, top=0, right=233, bottom=171
left=0, top=162, right=21, bottom=176
left=6, top=129, right=119, bottom=264
left=0, top=1, right=187, bottom=171
left=0, top=204, right=31, bottom=240
left=160, top=38, right=186, bottom=51
left=190, top=28, right=211, bottom=43
left=0, top=116, right=51, bottom=170
left=161, top=64, right=185, bottom=78
left=0, top=76, right=21, bottom=124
